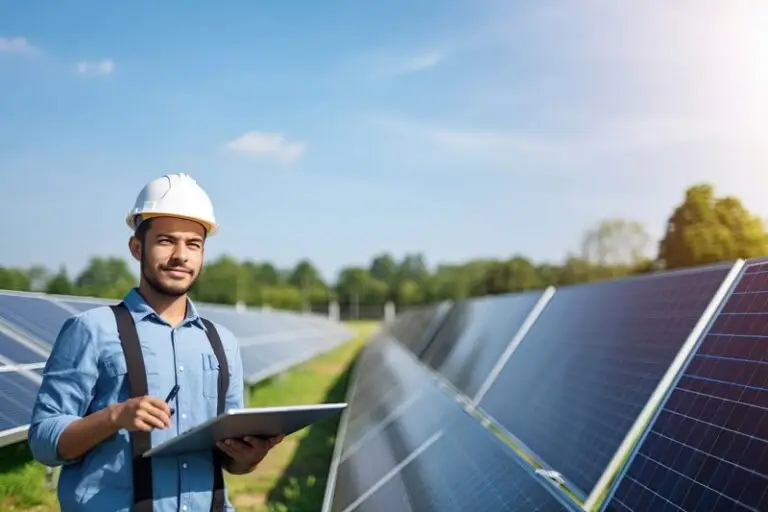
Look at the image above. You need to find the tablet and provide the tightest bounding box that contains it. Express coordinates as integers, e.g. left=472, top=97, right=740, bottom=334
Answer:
left=142, top=402, right=347, bottom=458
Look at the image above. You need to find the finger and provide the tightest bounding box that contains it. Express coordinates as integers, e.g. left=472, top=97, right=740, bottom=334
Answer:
left=225, top=438, right=254, bottom=455
left=140, top=403, right=172, bottom=428
left=133, top=419, right=153, bottom=432
left=243, top=436, right=271, bottom=451
left=216, top=441, right=240, bottom=459
left=137, top=408, right=167, bottom=429
left=143, top=396, right=173, bottom=415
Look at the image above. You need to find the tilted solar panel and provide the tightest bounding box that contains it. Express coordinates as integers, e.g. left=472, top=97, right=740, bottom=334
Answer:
left=58, top=299, right=114, bottom=313
left=352, top=406, right=574, bottom=512
left=0, top=331, right=47, bottom=364
left=328, top=339, right=573, bottom=512
left=0, top=293, right=73, bottom=347
left=603, top=259, right=768, bottom=512
left=479, top=262, right=738, bottom=497
left=420, top=290, right=548, bottom=400
left=392, top=302, right=452, bottom=357
left=0, top=370, right=41, bottom=434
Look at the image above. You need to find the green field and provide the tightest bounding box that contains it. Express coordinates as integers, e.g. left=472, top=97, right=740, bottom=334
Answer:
left=0, top=321, right=379, bottom=512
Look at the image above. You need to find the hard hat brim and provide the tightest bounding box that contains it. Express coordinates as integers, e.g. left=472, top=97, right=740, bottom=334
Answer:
left=127, top=212, right=218, bottom=236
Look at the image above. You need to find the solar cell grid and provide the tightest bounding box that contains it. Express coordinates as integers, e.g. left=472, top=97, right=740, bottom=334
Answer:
left=0, top=371, right=41, bottom=431
left=421, top=291, right=543, bottom=399
left=0, top=331, right=46, bottom=364
left=340, top=340, right=440, bottom=458
left=351, top=406, right=573, bottom=512
left=332, top=384, right=462, bottom=512
left=479, top=263, right=734, bottom=497
left=0, top=294, right=72, bottom=347
left=604, top=260, right=768, bottom=512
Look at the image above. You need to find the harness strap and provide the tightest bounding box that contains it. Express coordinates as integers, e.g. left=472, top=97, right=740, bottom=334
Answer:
left=111, top=304, right=230, bottom=512
left=111, top=304, right=154, bottom=512
left=201, top=318, right=229, bottom=512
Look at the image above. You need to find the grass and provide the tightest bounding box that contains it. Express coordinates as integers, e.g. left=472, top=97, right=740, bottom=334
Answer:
left=0, top=320, right=379, bottom=512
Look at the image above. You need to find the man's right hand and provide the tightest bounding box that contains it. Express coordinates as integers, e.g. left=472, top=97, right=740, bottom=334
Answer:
left=108, top=396, right=172, bottom=432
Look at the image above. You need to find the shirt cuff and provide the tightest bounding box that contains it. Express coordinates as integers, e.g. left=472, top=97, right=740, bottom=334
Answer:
left=28, top=415, right=82, bottom=467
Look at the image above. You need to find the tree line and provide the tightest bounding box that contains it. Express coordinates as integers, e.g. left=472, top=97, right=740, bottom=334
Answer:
left=1, top=183, right=766, bottom=313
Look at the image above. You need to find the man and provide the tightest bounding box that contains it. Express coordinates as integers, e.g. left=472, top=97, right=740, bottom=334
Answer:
left=28, top=173, right=283, bottom=511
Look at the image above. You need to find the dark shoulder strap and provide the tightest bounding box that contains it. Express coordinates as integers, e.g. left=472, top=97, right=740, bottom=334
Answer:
left=110, top=303, right=154, bottom=512
left=201, top=318, right=230, bottom=414
left=201, top=317, right=228, bottom=512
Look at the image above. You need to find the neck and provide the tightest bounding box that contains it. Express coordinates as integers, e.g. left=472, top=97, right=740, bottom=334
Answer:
left=137, top=281, right=188, bottom=326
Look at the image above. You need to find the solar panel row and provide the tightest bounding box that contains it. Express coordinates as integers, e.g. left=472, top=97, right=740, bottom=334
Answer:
left=324, top=258, right=768, bottom=511
left=0, top=290, right=352, bottom=448
left=325, top=337, right=574, bottom=512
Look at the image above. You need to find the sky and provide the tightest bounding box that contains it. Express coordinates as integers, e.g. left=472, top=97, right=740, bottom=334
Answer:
left=1, top=0, right=766, bottom=282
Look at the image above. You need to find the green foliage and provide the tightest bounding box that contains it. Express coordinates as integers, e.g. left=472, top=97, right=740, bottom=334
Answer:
left=659, top=183, right=768, bottom=269
left=0, top=443, right=56, bottom=510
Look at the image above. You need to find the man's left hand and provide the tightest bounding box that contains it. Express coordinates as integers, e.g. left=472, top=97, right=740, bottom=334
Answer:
left=217, top=434, right=285, bottom=472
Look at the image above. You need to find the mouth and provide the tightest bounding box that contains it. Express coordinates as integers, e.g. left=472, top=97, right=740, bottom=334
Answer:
left=162, top=267, right=192, bottom=279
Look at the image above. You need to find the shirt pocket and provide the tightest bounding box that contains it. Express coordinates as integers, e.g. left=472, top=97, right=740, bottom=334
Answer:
left=202, top=353, right=223, bottom=400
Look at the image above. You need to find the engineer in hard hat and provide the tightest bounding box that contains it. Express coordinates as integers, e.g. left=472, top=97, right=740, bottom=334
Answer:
left=28, top=173, right=283, bottom=512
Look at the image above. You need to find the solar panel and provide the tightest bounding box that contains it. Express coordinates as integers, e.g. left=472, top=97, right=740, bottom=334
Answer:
left=0, top=331, right=47, bottom=364
left=420, top=290, right=548, bottom=400
left=602, top=259, right=768, bottom=512
left=330, top=341, right=461, bottom=512
left=479, top=262, right=737, bottom=497
left=391, top=302, right=452, bottom=357
left=58, top=299, right=113, bottom=313
left=0, top=293, right=73, bottom=347
left=351, top=406, right=574, bottom=512
left=0, top=370, right=41, bottom=432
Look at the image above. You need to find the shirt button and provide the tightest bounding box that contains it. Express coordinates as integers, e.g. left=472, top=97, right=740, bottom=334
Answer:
left=179, top=365, right=184, bottom=372
left=182, top=462, right=188, bottom=469
left=181, top=413, right=187, bottom=419
left=182, top=506, right=188, bottom=511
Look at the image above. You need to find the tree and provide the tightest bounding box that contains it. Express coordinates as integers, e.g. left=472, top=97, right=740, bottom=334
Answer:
left=369, top=253, right=398, bottom=286
left=46, top=265, right=74, bottom=295
left=75, top=257, right=136, bottom=298
left=581, top=218, right=651, bottom=267
left=0, top=267, right=31, bottom=291
left=658, top=183, right=768, bottom=269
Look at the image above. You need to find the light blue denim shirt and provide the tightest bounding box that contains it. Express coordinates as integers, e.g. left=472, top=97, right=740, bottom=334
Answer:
left=28, top=288, right=244, bottom=512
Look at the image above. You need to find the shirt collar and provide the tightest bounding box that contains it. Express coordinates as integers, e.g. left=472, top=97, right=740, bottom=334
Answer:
left=121, top=287, right=207, bottom=330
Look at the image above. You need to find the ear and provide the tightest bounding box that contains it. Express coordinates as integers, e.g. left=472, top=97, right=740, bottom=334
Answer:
left=128, top=236, right=142, bottom=262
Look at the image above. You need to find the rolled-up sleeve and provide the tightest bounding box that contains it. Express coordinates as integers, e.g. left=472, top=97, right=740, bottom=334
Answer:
left=28, top=315, right=99, bottom=467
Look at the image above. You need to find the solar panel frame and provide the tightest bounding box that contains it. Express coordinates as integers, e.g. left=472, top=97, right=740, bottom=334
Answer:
left=479, top=261, right=741, bottom=500
left=599, top=258, right=768, bottom=512
left=419, top=288, right=553, bottom=402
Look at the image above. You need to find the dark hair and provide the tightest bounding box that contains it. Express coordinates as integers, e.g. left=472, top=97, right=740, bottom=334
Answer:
left=134, top=217, right=154, bottom=243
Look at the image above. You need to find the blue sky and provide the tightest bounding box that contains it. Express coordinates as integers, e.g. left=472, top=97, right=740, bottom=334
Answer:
left=1, top=0, right=766, bottom=281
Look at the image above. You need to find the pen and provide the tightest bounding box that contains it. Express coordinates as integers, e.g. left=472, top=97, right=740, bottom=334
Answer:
left=165, top=384, right=180, bottom=417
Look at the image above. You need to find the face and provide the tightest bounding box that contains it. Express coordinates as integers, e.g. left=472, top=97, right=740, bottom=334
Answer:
left=129, top=216, right=206, bottom=298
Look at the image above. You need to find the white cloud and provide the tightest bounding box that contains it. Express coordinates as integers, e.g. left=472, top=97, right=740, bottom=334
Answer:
left=75, top=59, right=115, bottom=76
left=0, top=37, right=38, bottom=56
left=223, top=131, right=306, bottom=165
left=380, top=51, right=444, bottom=77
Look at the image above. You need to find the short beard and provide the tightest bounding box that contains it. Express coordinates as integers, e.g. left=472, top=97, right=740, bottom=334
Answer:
left=140, top=246, right=195, bottom=299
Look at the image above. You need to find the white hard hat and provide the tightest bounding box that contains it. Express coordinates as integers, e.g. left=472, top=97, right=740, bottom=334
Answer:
left=126, top=173, right=218, bottom=236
